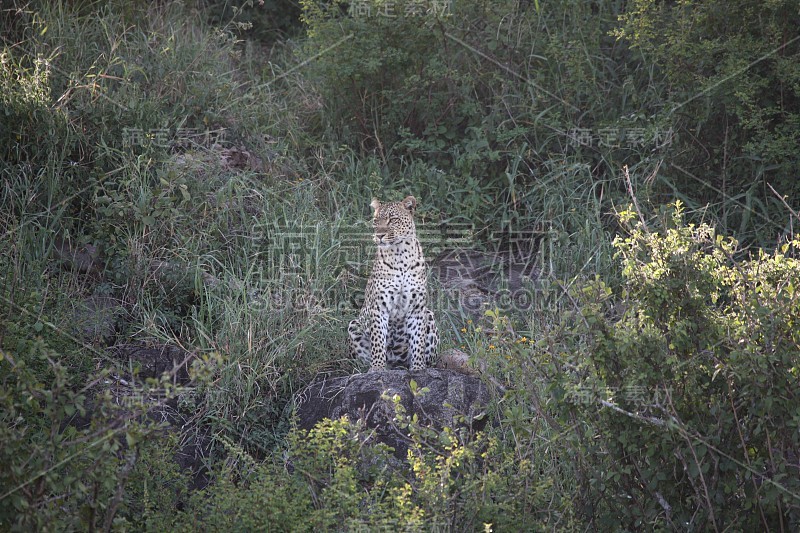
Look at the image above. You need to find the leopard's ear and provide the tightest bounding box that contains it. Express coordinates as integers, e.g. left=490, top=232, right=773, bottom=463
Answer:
left=370, top=198, right=381, bottom=215
left=402, top=195, right=417, bottom=214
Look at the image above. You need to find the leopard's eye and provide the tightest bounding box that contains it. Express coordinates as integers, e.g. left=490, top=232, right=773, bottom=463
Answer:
left=388, top=217, right=399, bottom=224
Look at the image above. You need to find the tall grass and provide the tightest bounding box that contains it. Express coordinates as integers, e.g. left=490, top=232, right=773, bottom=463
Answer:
left=7, top=0, right=798, bottom=529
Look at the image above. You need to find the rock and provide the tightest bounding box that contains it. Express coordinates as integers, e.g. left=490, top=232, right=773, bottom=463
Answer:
left=71, top=295, right=123, bottom=345
left=437, top=348, right=480, bottom=376
left=108, top=344, right=208, bottom=488
left=53, top=237, right=103, bottom=275
left=432, top=247, right=540, bottom=319
left=111, top=343, right=195, bottom=384
left=295, top=368, right=495, bottom=459
left=149, top=259, right=222, bottom=289
left=61, top=342, right=209, bottom=489
left=218, top=145, right=265, bottom=172
left=437, top=348, right=508, bottom=392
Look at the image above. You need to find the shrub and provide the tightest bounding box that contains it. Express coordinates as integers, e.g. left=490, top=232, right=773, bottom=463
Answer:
left=0, top=339, right=175, bottom=531
left=169, top=386, right=574, bottom=532
left=562, top=203, right=800, bottom=529
left=299, top=0, right=681, bottom=241
left=615, top=0, right=800, bottom=243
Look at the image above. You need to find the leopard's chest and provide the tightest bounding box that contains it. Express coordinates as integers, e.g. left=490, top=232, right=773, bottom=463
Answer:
left=365, top=245, right=426, bottom=316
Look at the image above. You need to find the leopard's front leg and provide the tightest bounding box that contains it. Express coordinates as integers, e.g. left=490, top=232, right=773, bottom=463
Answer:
left=368, top=309, right=390, bottom=371
left=406, top=312, right=425, bottom=370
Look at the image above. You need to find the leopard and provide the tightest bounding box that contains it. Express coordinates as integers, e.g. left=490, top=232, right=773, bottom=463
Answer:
left=348, top=195, right=439, bottom=371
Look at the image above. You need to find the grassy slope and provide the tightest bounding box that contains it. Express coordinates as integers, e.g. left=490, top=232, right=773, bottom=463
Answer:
left=2, top=0, right=799, bottom=530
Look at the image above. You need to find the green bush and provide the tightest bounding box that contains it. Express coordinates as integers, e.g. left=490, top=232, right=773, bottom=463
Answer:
left=559, top=203, right=800, bottom=529
left=166, top=417, right=407, bottom=531
left=168, top=388, right=572, bottom=532
left=204, top=0, right=303, bottom=41
left=0, top=339, right=173, bottom=531
left=1, top=0, right=291, bottom=273
left=298, top=0, right=687, bottom=242
left=615, top=0, right=800, bottom=242
left=166, top=445, right=316, bottom=531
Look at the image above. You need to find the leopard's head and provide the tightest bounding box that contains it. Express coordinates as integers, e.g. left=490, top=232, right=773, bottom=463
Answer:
left=370, top=196, right=417, bottom=247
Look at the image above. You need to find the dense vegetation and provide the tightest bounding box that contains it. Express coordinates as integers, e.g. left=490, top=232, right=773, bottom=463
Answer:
left=1, top=0, right=799, bottom=530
